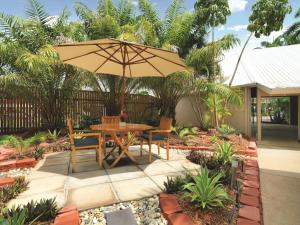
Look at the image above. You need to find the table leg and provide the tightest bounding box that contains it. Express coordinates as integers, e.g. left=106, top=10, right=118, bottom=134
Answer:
left=109, top=132, right=137, bottom=168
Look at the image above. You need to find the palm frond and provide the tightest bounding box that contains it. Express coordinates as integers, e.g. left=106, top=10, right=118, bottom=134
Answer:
left=25, top=0, right=51, bottom=24
left=0, top=13, right=22, bottom=38
left=164, top=0, right=184, bottom=30
left=75, top=1, right=95, bottom=22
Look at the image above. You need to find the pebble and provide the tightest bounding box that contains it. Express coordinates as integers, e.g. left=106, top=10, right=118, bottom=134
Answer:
left=0, top=168, right=31, bottom=178
left=79, top=195, right=167, bottom=225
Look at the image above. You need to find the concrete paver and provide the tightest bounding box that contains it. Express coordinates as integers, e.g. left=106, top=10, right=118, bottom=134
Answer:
left=112, top=177, right=162, bottom=201
left=8, top=145, right=197, bottom=210
left=67, top=183, right=118, bottom=210
left=258, top=147, right=300, bottom=225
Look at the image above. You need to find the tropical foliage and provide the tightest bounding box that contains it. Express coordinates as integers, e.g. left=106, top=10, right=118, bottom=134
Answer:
left=183, top=167, right=229, bottom=209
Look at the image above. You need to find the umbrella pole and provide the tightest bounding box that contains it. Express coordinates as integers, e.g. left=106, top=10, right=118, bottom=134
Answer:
left=121, top=64, right=125, bottom=113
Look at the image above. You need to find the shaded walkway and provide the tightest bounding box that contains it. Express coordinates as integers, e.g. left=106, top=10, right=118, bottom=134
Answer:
left=258, top=146, right=300, bottom=225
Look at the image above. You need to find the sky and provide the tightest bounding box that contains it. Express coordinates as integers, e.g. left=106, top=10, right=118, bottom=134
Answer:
left=1, top=0, right=300, bottom=55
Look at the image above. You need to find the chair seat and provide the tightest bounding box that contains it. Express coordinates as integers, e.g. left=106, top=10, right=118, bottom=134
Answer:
left=141, top=132, right=166, bottom=141
left=74, top=137, right=99, bottom=147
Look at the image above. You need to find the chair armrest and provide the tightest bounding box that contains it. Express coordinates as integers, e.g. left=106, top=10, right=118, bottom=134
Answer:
left=73, top=133, right=101, bottom=138
left=150, top=129, right=171, bottom=133
left=74, top=129, right=93, bottom=133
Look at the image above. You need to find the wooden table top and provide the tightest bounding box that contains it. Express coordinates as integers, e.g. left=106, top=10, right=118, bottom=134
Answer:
left=90, top=123, right=153, bottom=132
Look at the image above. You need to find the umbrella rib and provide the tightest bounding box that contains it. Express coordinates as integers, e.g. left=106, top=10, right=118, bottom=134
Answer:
left=94, top=52, right=122, bottom=64
left=60, top=44, right=119, bottom=62
left=128, top=45, right=165, bottom=77
left=133, top=45, right=186, bottom=68
left=94, top=46, right=122, bottom=73
left=96, top=44, right=122, bottom=64
left=130, top=56, right=156, bottom=64
left=128, top=47, right=147, bottom=63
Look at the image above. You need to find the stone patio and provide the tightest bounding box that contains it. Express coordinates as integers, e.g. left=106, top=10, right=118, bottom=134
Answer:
left=8, top=145, right=198, bottom=210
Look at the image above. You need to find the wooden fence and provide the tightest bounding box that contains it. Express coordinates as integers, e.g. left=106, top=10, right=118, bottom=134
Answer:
left=0, top=90, right=158, bottom=134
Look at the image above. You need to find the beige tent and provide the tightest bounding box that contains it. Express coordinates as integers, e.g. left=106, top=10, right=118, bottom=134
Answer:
left=54, top=38, right=186, bottom=111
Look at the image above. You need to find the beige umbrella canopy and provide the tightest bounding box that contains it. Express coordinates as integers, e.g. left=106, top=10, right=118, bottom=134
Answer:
left=54, top=38, right=186, bottom=111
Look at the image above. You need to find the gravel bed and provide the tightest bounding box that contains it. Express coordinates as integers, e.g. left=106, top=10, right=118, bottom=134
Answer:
left=0, top=168, right=31, bottom=178
left=80, top=195, right=167, bottom=225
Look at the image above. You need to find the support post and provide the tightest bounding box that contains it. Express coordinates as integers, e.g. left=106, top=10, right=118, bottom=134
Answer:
left=244, top=88, right=251, bottom=137
left=257, top=88, right=262, bottom=141
left=298, top=96, right=300, bottom=141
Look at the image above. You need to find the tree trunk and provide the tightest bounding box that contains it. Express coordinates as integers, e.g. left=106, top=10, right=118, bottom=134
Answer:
left=229, top=33, right=253, bottom=86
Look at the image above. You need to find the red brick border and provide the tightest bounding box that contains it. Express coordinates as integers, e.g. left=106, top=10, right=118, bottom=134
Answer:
left=237, top=141, right=263, bottom=225
left=159, top=193, right=195, bottom=225
left=0, top=158, right=37, bottom=172
left=53, top=205, right=80, bottom=225
left=0, top=177, right=15, bottom=186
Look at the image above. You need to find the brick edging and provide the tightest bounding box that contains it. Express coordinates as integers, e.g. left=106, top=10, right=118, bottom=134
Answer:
left=237, top=141, right=263, bottom=225
left=159, top=193, right=195, bottom=225
left=53, top=205, right=80, bottom=225
left=0, top=158, right=37, bottom=172
left=0, top=177, right=15, bottom=186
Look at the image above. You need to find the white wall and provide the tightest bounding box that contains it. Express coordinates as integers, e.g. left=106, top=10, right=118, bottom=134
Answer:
left=175, top=88, right=248, bottom=135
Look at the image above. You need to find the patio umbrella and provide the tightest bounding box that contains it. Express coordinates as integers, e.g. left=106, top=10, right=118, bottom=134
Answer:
left=54, top=38, right=186, bottom=112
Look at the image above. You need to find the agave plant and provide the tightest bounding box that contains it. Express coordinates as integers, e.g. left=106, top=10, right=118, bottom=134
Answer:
left=214, top=141, right=235, bottom=165
left=47, top=129, right=61, bottom=142
left=183, top=167, right=229, bottom=209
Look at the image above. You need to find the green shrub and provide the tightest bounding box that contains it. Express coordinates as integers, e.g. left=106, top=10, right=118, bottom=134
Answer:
left=217, top=125, right=236, bottom=136
left=0, top=177, right=29, bottom=203
left=6, top=198, right=58, bottom=224
left=183, top=167, right=230, bottom=209
left=186, top=151, right=220, bottom=170
left=163, top=176, right=185, bottom=194
left=214, top=141, right=235, bottom=165
left=178, top=127, right=199, bottom=139
left=32, top=147, right=45, bottom=160
left=0, top=136, right=32, bottom=159
left=29, top=132, right=48, bottom=146
left=209, top=135, right=219, bottom=144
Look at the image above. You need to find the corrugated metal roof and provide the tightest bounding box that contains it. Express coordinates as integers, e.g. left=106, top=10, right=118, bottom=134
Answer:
left=222, top=44, right=300, bottom=94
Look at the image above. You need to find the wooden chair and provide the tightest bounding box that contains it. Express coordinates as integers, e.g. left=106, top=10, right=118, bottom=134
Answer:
left=102, top=116, right=120, bottom=124
left=101, top=116, right=120, bottom=159
left=67, top=119, right=102, bottom=173
left=140, top=117, right=172, bottom=162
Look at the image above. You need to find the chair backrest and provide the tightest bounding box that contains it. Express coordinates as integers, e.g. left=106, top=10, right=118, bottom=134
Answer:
left=159, top=117, right=172, bottom=130
left=67, top=118, right=74, bottom=135
left=102, top=116, right=120, bottom=124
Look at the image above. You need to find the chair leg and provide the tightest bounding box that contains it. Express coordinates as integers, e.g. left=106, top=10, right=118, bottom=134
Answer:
left=98, top=145, right=103, bottom=169
left=157, top=142, right=160, bottom=155
left=96, top=149, right=99, bottom=162
left=166, top=140, right=170, bottom=160
left=148, top=140, right=152, bottom=162
left=140, top=139, right=143, bottom=156
left=71, top=147, right=76, bottom=173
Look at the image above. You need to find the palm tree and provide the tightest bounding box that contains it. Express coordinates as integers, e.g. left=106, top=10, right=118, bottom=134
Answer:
left=186, top=35, right=242, bottom=128
left=0, top=0, right=87, bottom=129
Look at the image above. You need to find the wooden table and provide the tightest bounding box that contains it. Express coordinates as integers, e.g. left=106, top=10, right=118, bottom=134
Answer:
left=90, top=123, right=153, bottom=168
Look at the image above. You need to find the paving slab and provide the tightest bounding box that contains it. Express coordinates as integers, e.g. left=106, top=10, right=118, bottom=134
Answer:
left=68, top=170, right=110, bottom=189
left=112, top=177, right=162, bottom=201
left=106, top=165, right=146, bottom=182
left=20, top=175, right=67, bottom=196
left=138, top=162, right=177, bottom=176
left=150, top=172, right=185, bottom=190
left=8, top=190, right=65, bottom=209
left=166, top=159, right=200, bottom=172
left=258, top=147, right=300, bottom=225
left=33, top=164, right=69, bottom=177
left=67, top=183, right=118, bottom=210
left=71, top=161, right=101, bottom=173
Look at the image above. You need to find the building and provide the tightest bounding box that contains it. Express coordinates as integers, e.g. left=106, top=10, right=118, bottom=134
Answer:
left=224, top=44, right=300, bottom=144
